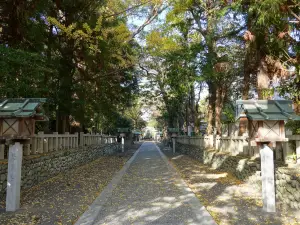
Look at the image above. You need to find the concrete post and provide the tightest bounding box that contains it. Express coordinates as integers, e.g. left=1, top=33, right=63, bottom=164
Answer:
left=172, top=138, right=175, bottom=154
left=6, top=142, right=23, bottom=211
left=75, top=133, right=79, bottom=148
left=188, top=126, right=192, bottom=136
left=54, top=132, right=59, bottom=151
left=0, top=144, right=5, bottom=159
left=210, top=135, right=214, bottom=148
left=44, top=136, right=49, bottom=153
left=80, top=132, right=84, bottom=147
left=48, top=137, right=53, bottom=152
left=215, top=136, right=220, bottom=150
left=38, top=131, right=44, bottom=154
left=65, top=132, right=69, bottom=149
left=283, top=141, right=294, bottom=164
left=23, top=144, right=30, bottom=156
left=31, top=137, right=37, bottom=154
left=121, top=137, right=124, bottom=153
left=260, top=144, right=276, bottom=212
left=296, top=141, right=300, bottom=164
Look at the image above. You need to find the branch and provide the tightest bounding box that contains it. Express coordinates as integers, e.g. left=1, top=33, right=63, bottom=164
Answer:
left=288, top=8, right=300, bottom=22
left=139, top=63, right=151, bottom=76
left=73, top=64, right=136, bottom=84
left=216, top=26, right=245, bottom=40
left=138, top=63, right=158, bottom=76
left=104, top=0, right=152, bottom=19
left=190, top=9, right=207, bottom=36
left=131, top=4, right=168, bottom=38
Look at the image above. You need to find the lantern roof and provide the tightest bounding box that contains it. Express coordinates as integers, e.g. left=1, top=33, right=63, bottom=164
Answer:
left=0, top=98, right=47, bottom=119
left=168, top=128, right=179, bottom=133
left=236, top=100, right=300, bottom=121
left=132, top=130, right=141, bottom=135
left=117, top=128, right=130, bottom=133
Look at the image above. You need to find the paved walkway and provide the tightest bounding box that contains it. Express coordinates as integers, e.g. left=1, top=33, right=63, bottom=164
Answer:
left=76, top=142, right=217, bottom=225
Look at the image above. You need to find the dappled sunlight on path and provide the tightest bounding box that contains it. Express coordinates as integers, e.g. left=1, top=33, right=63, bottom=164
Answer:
left=165, top=152, right=300, bottom=225
left=84, top=142, right=216, bottom=225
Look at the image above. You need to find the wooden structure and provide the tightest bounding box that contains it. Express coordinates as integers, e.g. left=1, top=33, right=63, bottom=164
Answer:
left=0, top=98, right=47, bottom=140
left=117, top=128, right=130, bottom=153
left=0, top=98, right=47, bottom=212
left=168, top=128, right=179, bottom=137
left=132, top=129, right=141, bottom=142
left=117, top=128, right=130, bottom=137
left=236, top=100, right=300, bottom=146
left=236, top=99, right=300, bottom=213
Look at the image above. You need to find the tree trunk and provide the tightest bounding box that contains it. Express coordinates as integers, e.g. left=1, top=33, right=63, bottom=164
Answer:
left=189, top=84, right=196, bottom=134
left=207, top=82, right=216, bottom=135
left=242, top=49, right=251, bottom=100
left=215, top=85, right=226, bottom=135
left=257, top=57, right=270, bottom=99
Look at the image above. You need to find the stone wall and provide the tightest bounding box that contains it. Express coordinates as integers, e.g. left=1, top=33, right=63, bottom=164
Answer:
left=0, top=143, right=120, bottom=199
left=176, top=142, right=300, bottom=209
left=276, top=168, right=300, bottom=209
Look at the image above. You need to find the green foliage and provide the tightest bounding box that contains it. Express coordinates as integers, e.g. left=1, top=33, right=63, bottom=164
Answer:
left=0, top=0, right=149, bottom=133
left=277, top=76, right=300, bottom=105
left=222, top=105, right=236, bottom=124
left=262, top=88, right=275, bottom=100
left=124, top=100, right=147, bottom=130
left=285, top=121, right=300, bottom=135
left=2, top=0, right=299, bottom=135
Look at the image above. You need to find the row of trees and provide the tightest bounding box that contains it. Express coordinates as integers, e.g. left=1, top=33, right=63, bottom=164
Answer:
left=141, top=0, right=299, bottom=135
left=0, top=0, right=164, bottom=133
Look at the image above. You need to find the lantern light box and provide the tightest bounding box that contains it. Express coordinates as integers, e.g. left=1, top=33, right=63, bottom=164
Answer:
left=117, top=128, right=130, bottom=137
left=168, top=128, right=179, bottom=137
left=0, top=98, right=47, bottom=139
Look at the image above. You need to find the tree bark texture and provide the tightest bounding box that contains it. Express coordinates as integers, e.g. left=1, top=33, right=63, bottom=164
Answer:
left=215, top=85, right=226, bottom=135
left=207, top=82, right=216, bottom=135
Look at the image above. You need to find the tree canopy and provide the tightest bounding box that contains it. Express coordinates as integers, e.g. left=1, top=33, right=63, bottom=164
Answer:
left=0, top=0, right=299, bottom=135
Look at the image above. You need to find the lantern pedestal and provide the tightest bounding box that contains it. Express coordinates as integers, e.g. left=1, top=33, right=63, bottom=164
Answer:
left=260, top=143, right=276, bottom=212
left=117, top=128, right=130, bottom=153
left=6, top=142, right=23, bottom=212
left=172, top=138, right=175, bottom=154
left=120, top=133, right=125, bottom=153
left=188, top=126, right=192, bottom=136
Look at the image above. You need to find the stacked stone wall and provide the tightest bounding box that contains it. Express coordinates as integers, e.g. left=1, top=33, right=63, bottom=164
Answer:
left=0, top=143, right=120, bottom=198
left=176, top=142, right=300, bottom=209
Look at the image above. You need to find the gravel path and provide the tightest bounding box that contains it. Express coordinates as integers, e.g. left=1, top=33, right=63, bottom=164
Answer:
left=82, top=142, right=216, bottom=225
left=162, top=148, right=300, bottom=225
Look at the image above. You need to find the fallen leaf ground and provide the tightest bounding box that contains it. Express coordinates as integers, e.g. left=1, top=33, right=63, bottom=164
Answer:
left=0, top=142, right=141, bottom=225
left=162, top=148, right=300, bottom=225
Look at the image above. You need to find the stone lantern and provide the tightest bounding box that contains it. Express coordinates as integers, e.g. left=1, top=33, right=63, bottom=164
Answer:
left=168, top=128, right=179, bottom=153
left=0, top=98, right=47, bottom=140
left=0, top=98, right=47, bottom=212
left=236, top=100, right=300, bottom=213
left=132, top=129, right=141, bottom=142
left=117, top=128, right=130, bottom=152
left=167, top=128, right=179, bottom=137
